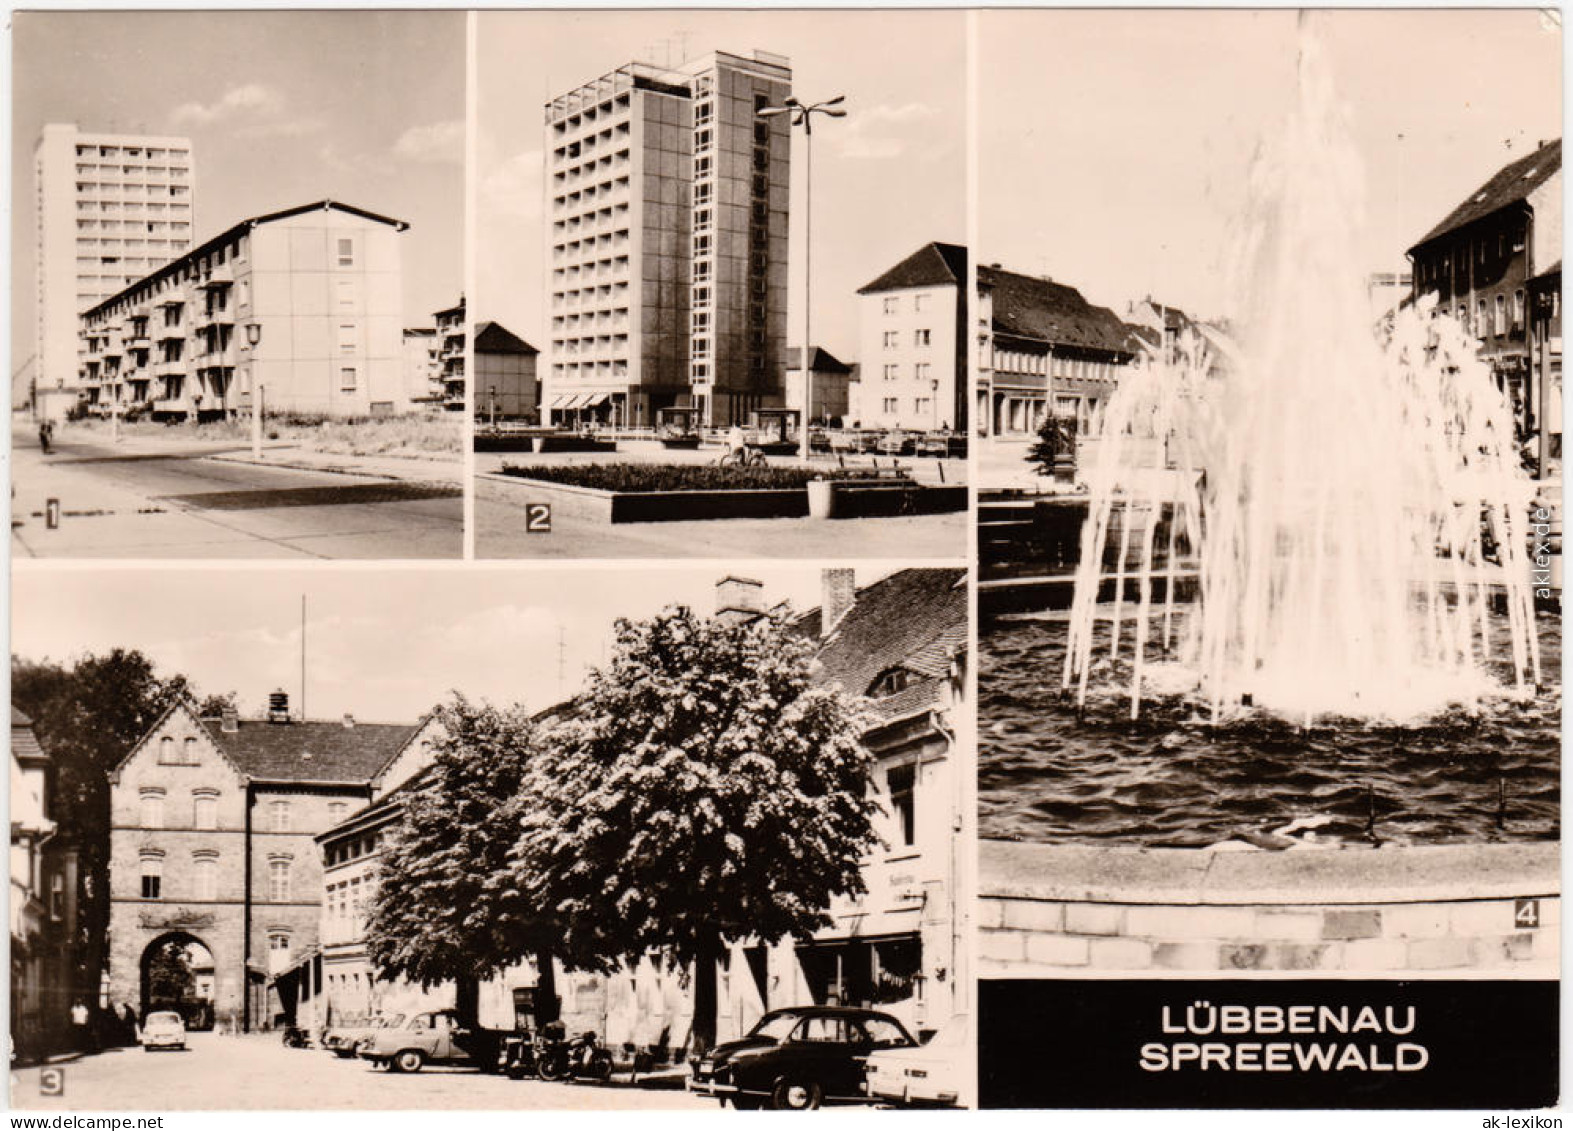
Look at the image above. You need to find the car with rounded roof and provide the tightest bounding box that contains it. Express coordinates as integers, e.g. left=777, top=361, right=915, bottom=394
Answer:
left=140, top=1010, right=187, bottom=1052
left=688, top=1005, right=917, bottom=1110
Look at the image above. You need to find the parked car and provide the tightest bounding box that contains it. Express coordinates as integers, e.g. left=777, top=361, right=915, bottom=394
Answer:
left=141, top=1010, right=187, bottom=1052
left=323, top=1015, right=392, bottom=1059
left=357, top=1009, right=507, bottom=1073
left=864, top=1014, right=972, bottom=1107
left=688, top=1006, right=917, bottom=1110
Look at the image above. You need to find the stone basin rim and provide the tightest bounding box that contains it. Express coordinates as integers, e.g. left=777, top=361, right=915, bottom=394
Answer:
left=981, top=838, right=1561, bottom=907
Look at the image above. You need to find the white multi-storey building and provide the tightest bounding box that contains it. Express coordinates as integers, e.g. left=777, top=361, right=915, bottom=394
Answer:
left=544, top=50, right=791, bottom=429
left=34, top=124, right=195, bottom=406
left=78, top=200, right=410, bottom=421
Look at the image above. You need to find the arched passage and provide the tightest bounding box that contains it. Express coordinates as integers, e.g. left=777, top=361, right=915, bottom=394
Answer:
left=139, top=932, right=216, bottom=1031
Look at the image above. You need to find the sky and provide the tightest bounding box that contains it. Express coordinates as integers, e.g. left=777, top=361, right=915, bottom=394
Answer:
left=978, top=8, right=1563, bottom=321
left=11, top=10, right=466, bottom=371
left=475, top=9, right=967, bottom=364
left=11, top=564, right=888, bottom=724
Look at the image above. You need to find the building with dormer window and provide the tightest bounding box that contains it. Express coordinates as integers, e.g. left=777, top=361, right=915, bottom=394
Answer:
left=106, top=693, right=438, bottom=1031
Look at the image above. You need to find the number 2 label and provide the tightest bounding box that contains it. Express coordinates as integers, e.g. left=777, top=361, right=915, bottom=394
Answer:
left=526, top=504, right=552, bottom=533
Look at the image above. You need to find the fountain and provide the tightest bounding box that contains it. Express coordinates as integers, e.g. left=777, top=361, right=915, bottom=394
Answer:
left=1061, top=23, right=1543, bottom=728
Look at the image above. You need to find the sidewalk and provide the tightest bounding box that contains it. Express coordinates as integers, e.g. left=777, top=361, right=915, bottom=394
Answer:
left=210, top=447, right=462, bottom=485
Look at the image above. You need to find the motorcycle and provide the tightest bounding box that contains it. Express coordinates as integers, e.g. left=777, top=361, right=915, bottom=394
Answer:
left=536, top=1029, right=612, bottom=1082
left=500, top=1032, right=542, bottom=1080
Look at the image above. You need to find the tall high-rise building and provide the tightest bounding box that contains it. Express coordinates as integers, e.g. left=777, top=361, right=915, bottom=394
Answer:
left=34, top=124, right=196, bottom=396
left=544, top=49, right=791, bottom=429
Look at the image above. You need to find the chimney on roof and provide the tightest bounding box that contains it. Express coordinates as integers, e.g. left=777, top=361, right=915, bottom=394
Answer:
left=342, top=713, right=355, bottom=730
left=822, top=569, right=856, bottom=639
left=267, top=690, right=290, bottom=725
left=714, top=576, right=765, bottom=626
left=221, top=705, right=239, bottom=734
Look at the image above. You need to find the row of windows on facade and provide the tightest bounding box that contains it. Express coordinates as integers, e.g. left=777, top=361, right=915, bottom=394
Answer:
left=325, top=876, right=374, bottom=931
left=551, top=201, right=630, bottom=236
left=1414, top=227, right=1528, bottom=289
left=1446, top=290, right=1529, bottom=339
left=551, top=118, right=634, bottom=163
left=76, top=188, right=190, bottom=206
left=549, top=90, right=635, bottom=135
left=985, top=349, right=1122, bottom=381
left=884, top=330, right=934, bottom=350
left=137, top=854, right=293, bottom=901
left=883, top=363, right=936, bottom=382
left=137, top=790, right=350, bottom=832
left=88, top=275, right=364, bottom=338
left=74, top=144, right=190, bottom=161
left=552, top=177, right=634, bottom=219
left=879, top=397, right=937, bottom=418
left=883, top=295, right=932, bottom=315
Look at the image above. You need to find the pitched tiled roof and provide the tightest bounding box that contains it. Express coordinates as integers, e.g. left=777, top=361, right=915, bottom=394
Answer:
left=1411, top=139, right=1562, bottom=251
left=981, top=265, right=1137, bottom=357
left=474, top=321, right=538, bottom=355
left=801, top=568, right=967, bottom=722
left=858, top=242, right=967, bottom=295
left=12, top=708, right=47, bottom=765
left=199, top=718, right=420, bottom=785
left=787, top=346, right=853, bottom=374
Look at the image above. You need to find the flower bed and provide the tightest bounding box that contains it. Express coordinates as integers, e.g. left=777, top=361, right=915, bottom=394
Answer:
left=499, top=463, right=895, bottom=492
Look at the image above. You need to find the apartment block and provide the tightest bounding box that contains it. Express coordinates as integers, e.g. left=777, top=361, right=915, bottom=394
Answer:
left=544, top=50, right=791, bottom=428
left=434, top=297, right=466, bottom=412
left=857, top=242, right=970, bottom=433
left=34, top=124, right=195, bottom=402
left=77, top=201, right=409, bottom=421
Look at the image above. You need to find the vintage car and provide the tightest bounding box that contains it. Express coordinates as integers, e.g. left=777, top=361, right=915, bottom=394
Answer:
left=357, top=1009, right=506, bottom=1074
left=140, top=1010, right=187, bottom=1052
left=864, top=1014, right=972, bottom=1107
left=323, top=1015, right=393, bottom=1059
left=688, top=1006, right=917, bottom=1110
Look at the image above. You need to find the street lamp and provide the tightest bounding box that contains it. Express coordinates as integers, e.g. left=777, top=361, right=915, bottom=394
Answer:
left=245, top=321, right=263, bottom=459
left=758, top=94, right=846, bottom=461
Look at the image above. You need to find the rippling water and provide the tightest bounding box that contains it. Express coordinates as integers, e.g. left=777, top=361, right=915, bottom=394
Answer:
left=980, top=607, right=1561, bottom=847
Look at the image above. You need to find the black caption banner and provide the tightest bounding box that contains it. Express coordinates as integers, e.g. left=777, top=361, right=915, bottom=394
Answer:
left=980, top=979, right=1558, bottom=1109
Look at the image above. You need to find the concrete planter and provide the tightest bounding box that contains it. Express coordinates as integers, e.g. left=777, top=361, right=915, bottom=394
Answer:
left=483, top=473, right=967, bottom=524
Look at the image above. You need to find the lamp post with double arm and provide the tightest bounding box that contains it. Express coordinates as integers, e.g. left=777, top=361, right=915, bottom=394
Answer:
left=757, top=94, right=846, bottom=461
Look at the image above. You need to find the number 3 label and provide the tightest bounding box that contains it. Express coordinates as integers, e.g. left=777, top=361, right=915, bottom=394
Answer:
left=526, top=504, right=552, bottom=533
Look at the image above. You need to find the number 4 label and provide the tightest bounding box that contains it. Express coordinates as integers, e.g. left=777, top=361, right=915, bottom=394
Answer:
left=526, top=504, right=551, bottom=533
left=1514, top=898, right=1541, bottom=928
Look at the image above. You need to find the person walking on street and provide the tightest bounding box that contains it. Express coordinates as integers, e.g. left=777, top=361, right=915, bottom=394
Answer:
left=70, top=1000, right=97, bottom=1053
left=38, top=420, right=53, bottom=455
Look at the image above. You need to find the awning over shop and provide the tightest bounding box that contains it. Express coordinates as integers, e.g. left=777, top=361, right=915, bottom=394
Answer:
left=549, top=394, right=574, bottom=409
left=581, top=393, right=610, bottom=408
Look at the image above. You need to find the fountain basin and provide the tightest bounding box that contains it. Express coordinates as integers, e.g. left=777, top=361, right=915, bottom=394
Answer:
left=980, top=838, right=1559, bottom=976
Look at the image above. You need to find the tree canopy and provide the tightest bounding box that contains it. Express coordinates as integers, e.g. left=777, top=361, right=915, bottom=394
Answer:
left=364, top=695, right=564, bottom=1023
left=516, top=605, right=877, bottom=1048
left=11, top=649, right=208, bottom=1014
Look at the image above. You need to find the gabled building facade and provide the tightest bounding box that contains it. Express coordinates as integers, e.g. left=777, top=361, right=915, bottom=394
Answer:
left=475, top=320, right=540, bottom=422
left=78, top=200, right=410, bottom=422
left=106, top=694, right=437, bottom=1031
left=856, top=242, right=969, bottom=432
left=977, top=263, right=1137, bottom=439
left=1407, top=138, right=1562, bottom=474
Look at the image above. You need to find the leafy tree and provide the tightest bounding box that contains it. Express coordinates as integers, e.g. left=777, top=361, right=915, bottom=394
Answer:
left=365, top=696, right=563, bottom=1028
left=517, top=605, right=877, bottom=1053
left=146, top=940, right=195, bottom=1005
left=1027, top=413, right=1078, bottom=477
left=11, top=650, right=207, bottom=1020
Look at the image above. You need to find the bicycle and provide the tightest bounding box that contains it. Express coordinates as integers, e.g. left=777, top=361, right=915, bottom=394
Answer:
left=717, top=447, right=767, bottom=469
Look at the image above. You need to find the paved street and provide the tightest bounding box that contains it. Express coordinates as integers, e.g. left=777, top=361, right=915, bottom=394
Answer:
left=10, top=1032, right=711, bottom=1110
left=12, top=424, right=463, bottom=559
